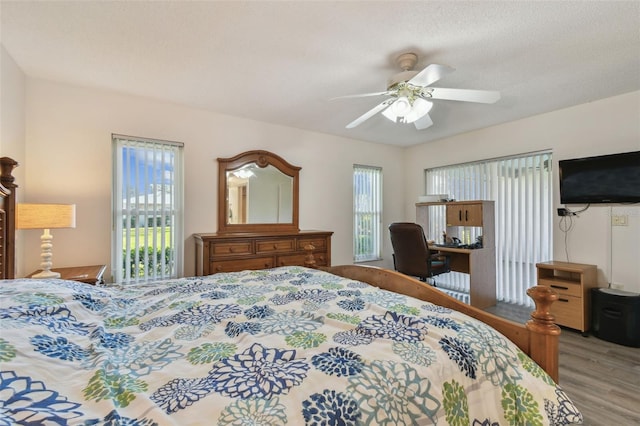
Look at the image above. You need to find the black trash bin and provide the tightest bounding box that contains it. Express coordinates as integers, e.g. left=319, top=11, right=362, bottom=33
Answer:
left=591, top=288, right=640, bottom=347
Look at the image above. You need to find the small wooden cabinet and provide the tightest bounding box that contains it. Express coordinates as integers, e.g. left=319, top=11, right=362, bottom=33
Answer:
left=536, top=261, right=598, bottom=333
left=194, top=231, right=332, bottom=276
left=446, top=203, right=483, bottom=227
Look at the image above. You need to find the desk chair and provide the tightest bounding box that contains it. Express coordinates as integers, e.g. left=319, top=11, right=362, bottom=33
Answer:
left=389, top=222, right=450, bottom=285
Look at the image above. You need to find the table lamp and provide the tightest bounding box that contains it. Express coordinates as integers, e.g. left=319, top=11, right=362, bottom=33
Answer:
left=17, top=203, right=76, bottom=278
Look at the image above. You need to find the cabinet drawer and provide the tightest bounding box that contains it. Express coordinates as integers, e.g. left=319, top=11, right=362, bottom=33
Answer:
left=298, top=238, right=326, bottom=251
left=210, top=241, right=253, bottom=257
left=277, top=251, right=328, bottom=267
left=210, top=257, right=274, bottom=273
left=256, top=239, right=295, bottom=253
left=539, top=279, right=582, bottom=298
left=550, top=295, right=583, bottom=330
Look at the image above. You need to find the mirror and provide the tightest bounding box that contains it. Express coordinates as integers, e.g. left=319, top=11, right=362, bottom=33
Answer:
left=218, top=150, right=300, bottom=233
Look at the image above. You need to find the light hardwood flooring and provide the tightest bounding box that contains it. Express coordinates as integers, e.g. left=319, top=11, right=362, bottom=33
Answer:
left=485, top=302, right=640, bottom=426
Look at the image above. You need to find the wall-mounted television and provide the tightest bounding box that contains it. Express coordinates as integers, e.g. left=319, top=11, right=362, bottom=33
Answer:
left=559, top=150, right=640, bottom=204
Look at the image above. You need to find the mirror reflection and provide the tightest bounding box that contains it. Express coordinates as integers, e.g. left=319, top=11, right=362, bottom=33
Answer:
left=226, top=164, right=293, bottom=225
left=218, top=150, right=300, bottom=233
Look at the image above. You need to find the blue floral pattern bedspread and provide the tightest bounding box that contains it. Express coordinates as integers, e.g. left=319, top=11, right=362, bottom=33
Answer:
left=0, top=266, right=582, bottom=425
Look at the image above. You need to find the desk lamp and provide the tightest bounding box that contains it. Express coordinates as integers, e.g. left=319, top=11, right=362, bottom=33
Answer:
left=17, top=203, right=76, bottom=278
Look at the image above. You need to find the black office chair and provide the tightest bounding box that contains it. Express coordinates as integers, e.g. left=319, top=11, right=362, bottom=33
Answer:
left=389, top=222, right=450, bottom=285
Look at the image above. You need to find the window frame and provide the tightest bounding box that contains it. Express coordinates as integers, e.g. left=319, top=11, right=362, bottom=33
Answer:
left=111, top=134, right=184, bottom=283
left=353, top=164, right=383, bottom=263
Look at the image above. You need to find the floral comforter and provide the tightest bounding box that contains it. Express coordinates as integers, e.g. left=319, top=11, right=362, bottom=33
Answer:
left=0, top=266, right=582, bottom=425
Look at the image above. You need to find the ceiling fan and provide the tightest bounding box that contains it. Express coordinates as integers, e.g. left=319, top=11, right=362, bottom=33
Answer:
left=334, top=53, right=501, bottom=130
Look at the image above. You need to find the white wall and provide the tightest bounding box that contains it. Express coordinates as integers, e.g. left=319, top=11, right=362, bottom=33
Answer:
left=0, top=45, right=26, bottom=269
left=0, top=45, right=26, bottom=185
left=22, top=78, right=404, bottom=279
left=404, top=91, right=640, bottom=292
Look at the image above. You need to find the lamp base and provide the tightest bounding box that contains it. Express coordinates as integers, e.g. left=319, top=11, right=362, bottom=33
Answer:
left=32, top=269, right=61, bottom=279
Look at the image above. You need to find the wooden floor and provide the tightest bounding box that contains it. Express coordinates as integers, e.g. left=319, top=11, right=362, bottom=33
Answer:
left=485, top=302, right=640, bottom=425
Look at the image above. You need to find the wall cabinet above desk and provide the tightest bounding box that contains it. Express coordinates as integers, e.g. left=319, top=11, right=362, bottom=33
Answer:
left=417, top=200, right=495, bottom=248
left=446, top=202, right=483, bottom=227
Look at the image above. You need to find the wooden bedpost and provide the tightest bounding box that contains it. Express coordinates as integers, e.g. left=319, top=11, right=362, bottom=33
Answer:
left=0, top=156, right=18, bottom=279
left=526, top=285, right=561, bottom=383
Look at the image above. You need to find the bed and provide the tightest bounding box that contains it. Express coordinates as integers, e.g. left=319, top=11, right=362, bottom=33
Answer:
left=0, top=157, right=582, bottom=425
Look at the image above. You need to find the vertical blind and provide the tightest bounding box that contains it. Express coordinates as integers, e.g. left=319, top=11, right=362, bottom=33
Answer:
left=354, top=165, right=383, bottom=262
left=425, top=151, right=552, bottom=306
left=112, top=135, right=184, bottom=284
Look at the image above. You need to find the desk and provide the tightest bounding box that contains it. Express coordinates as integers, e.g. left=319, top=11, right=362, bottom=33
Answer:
left=429, top=245, right=496, bottom=308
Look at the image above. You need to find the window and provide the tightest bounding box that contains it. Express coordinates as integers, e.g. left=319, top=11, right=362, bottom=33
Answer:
left=353, top=165, right=382, bottom=262
left=112, top=135, right=184, bottom=283
left=425, top=151, right=552, bottom=305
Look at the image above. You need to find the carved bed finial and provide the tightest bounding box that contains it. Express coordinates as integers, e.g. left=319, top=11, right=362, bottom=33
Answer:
left=0, top=157, right=19, bottom=188
left=526, top=285, right=560, bottom=333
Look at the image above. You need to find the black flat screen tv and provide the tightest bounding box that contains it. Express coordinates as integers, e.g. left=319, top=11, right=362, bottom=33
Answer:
left=559, top=150, right=640, bottom=204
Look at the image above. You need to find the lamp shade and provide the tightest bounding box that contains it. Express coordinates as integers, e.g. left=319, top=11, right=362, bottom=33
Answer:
left=17, top=204, right=76, bottom=230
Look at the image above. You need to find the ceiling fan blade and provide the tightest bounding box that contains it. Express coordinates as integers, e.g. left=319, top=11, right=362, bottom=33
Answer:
left=414, top=113, right=433, bottom=130
left=345, top=99, right=395, bottom=128
left=408, top=64, right=455, bottom=87
left=331, top=90, right=395, bottom=100
left=427, top=87, right=501, bottom=103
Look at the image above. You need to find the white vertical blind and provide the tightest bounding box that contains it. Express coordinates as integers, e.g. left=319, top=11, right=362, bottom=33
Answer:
left=426, top=151, right=552, bottom=306
left=353, top=165, right=382, bottom=262
left=112, top=135, right=184, bottom=284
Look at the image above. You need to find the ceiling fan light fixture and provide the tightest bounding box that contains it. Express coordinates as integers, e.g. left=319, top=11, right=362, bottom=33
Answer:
left=392, top=96, right=412, bottom=116
left=383, top=97, right=433, bottom=124
left=403, top=98, right=433, bottom=123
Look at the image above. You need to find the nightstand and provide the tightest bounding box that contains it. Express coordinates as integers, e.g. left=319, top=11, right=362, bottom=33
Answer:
left=26, top=265, right=107, bottom=285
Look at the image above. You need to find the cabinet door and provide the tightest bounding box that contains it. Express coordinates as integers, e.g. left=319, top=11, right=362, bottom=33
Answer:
left=446, top=204, right=483, bottom=226
left=446, top=205, right=465, bottom=226
left=463, top=204, right=483, bottom=226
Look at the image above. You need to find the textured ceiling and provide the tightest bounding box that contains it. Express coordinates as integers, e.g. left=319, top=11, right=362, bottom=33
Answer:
left=2, top=1, right=639, bottom=147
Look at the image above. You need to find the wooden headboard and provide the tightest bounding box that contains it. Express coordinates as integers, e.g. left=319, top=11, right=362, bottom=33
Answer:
left=0, top=157, right=18, bottom=279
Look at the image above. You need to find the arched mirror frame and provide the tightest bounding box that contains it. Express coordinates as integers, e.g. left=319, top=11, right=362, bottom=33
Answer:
left=217, top=150, right=300, bottom=233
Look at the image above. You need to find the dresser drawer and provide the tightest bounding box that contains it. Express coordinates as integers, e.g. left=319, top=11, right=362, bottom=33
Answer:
left=210, top=241, right=253, bottom=257
left=297, top=237, right=327, bottom=251
left=550, top=294, right=583, bottom=330
left=277, top=251, right=328, bottom=267
left=256, top=239, right=295, bottom=253
left=210, top=257, right=274, bottom=273
left=539, top=278, right=582, bottom=298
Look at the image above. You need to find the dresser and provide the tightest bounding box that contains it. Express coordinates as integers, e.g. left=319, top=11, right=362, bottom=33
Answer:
left=194, top=231, right=333, bottom=276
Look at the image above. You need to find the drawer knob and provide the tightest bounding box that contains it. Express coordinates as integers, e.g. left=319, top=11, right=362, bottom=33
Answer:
left=273, top=244, right=278, bottom=249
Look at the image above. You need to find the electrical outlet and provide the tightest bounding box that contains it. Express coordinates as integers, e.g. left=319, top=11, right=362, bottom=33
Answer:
left=611, top=215, right=629, bottom=226
left=611, top=283, right=625, bottom=290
